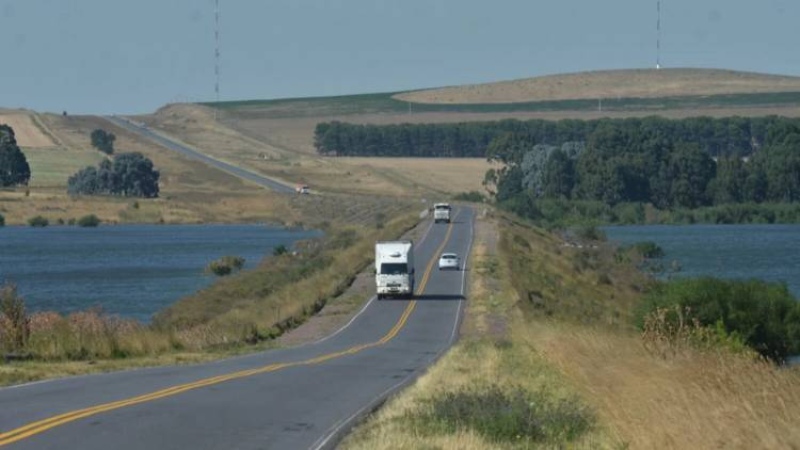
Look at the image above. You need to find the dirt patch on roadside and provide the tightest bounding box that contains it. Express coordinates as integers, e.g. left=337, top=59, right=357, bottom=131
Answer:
left=460, top=208, right=508, bottom=341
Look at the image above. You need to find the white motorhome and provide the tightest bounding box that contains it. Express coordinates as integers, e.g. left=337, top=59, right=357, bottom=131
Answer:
left=433, top=203, right=451, bottom=224
left=375, top=240, right=415, bottom=299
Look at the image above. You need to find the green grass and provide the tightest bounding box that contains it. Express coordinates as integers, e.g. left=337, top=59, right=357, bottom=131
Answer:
left=410, top=384, right=593, bottom=444
left=23, top=147, right=104, bottom=187
left=202, top=91, right=800, bottom=119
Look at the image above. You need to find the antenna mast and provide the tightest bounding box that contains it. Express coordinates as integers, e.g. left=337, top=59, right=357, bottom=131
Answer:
left=214, top=0, right=220, bottom=119
left=656, top=0, right=661, bottom=69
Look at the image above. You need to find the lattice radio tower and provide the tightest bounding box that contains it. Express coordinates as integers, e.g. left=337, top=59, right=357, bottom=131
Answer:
left=214, top=0, right=220, bottom=119
left=656, top=0, right=661, bottom=69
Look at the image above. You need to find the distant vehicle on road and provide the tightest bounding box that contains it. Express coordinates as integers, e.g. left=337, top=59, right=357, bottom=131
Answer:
left=296, top=184, right=309, bottom=194
left=438, top=253, right=460, bottom=270
left=433, top=203, right=451, bottom=223
left=375, top=240, right=415, bottom=299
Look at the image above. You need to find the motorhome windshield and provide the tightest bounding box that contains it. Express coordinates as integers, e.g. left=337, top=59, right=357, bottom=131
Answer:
left=380, top=263, right=408, bottom=275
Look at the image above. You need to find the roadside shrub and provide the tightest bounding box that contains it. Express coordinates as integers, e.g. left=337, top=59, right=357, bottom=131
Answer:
left=452, top=191, right=485, bottom=202
left=574, top=224, right=606, bottom=242
left=631, top=241, right=664, bottom=259
left=638, top=277, right=800, bottom=362
left=27, top=215, right=49, bottom=227
left=272, top=245, right=289, bottom=256
left=0, top=283, right=30, bottom=353
left=374, top=212, right=386, bottom=229
left=0, top=213, right=4, bottom=226
left=206, top=256, right=246, bottom=277
left=77, top=214, right=101, bottom=227
left=641, top=304, right=751, bottom=359
left=411, top=385, right=593, bottom=444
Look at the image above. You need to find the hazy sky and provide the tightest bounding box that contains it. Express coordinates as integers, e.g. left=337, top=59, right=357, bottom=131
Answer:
left=2, top=0, right=798, bottom=114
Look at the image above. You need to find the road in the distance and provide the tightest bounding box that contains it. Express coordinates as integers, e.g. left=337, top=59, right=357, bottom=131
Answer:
left=104, top=116, right=296, bottom=194
left=0, top=207, right=474, bottom=450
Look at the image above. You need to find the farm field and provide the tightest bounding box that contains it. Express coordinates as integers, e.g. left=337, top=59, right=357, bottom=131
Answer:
left=0, top=113, right=55, bottom=148
left=394, top=68, right=800, bottom=104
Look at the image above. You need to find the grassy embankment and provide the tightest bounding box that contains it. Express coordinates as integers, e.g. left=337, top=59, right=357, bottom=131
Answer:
left=342, top=210, right=800, bottom=449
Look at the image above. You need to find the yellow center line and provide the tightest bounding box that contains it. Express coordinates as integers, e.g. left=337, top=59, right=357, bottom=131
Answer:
left=0, top=217, right=457, bottom=446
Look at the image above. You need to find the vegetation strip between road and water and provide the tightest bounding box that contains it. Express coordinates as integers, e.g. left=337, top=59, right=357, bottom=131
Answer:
left=0, top=219, right=457, bottom=446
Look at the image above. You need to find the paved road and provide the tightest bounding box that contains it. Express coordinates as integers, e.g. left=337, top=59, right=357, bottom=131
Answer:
left=104, top=116, right=296, bottom=194
left=0, top=207, right=474, bottom=449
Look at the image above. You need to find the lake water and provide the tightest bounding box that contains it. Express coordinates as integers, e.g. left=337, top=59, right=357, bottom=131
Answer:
left=0, top=224, right=320, bottom=322
left=603, top=224, right=800, bottom=298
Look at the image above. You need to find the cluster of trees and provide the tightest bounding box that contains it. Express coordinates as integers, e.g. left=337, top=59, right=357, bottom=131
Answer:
left=489, top=120, right=800, bottom=213
left=68, top=152, right=160, bottom=198
left=0, top=125, right=31, bottom=187
left=90, top=129, right=116, bottom=155
left=314, top=116, right=798, bottom=158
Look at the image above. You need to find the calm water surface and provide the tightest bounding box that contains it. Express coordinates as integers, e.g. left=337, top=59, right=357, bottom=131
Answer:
left=603, top=224, right=800, bottom=297
left=0, top=224, right=320, bottom=322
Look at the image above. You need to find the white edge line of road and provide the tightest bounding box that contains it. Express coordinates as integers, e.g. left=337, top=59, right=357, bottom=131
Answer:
left=310, top=207, right=474, bottom=450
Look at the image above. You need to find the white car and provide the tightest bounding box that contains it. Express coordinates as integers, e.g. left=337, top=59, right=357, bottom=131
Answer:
left=438, top=253, right=460, bottom=270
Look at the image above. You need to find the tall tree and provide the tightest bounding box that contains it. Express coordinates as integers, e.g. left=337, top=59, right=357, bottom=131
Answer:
left=90, top=129, right=116, bottom=155
left=0, top=125, right=31, bottom=187
left=541, top=149, right=575, bottom=198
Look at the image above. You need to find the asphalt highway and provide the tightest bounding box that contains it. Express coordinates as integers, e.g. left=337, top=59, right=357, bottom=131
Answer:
left=104, top=116, right=296, bottom=194
left=0, top=206, right=474, bottom=450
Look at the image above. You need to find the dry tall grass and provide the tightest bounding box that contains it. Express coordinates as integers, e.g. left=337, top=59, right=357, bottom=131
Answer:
left=530, top=322, right=800, bottom=449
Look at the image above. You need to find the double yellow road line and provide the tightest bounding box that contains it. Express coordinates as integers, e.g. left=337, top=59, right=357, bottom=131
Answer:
left=0, top=220, right=456, bottom=446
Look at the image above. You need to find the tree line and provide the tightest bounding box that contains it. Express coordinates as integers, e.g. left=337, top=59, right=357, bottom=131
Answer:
left=488, top=120, right=800, bottom=214
left=314, top=116, right=799, bottom=158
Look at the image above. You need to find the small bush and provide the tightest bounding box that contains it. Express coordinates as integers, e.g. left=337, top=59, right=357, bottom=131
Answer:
left=0, top=213, right=4, bottom=227
left=411, top=385, right=593, bottom=444
left=272, top=245, right=289, bottom=256
left=574, top=225, right=606, bottom=242
left=638, top=277, right=800, bottom=362
left=375, top=212, right=386, bottom=229
left=77, top=214, right=101, bottom=227
left=27, top=216, right=49, bottom=227
left=206, top=256, right=246, bottom=277
left=0, top=283, right=30, bottom=353
left=641, top=304, right=751, bottom=359
left=452, top=191, right=485, bottom=202
left=629, top=241, right=665, bottom=259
